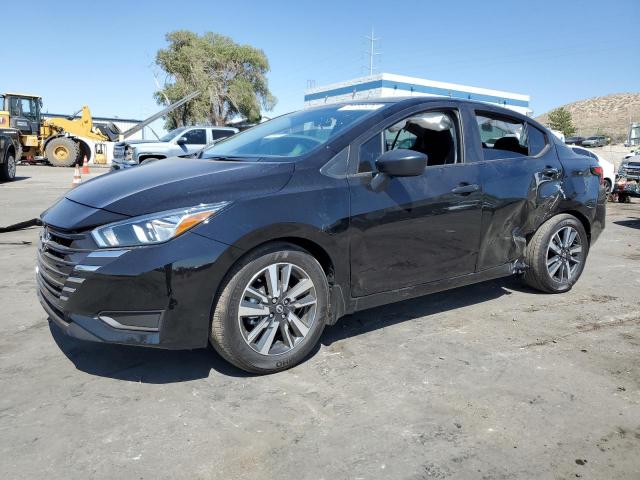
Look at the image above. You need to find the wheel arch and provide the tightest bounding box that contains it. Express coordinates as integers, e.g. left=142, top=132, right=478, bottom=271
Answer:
left=139, top=154, right=167, bottom=162
left=231, top=235, right=336, bottom=283
left=557, top=209, right=592, bottom=243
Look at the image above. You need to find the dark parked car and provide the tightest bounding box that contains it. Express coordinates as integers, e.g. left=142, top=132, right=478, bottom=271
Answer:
left=582, top=135, right=608, bottom=147
left=0, top=128, right=21, bottom=181
left=565, top=136, right=585, bottom=146
left=37, top=98, right=606, bottom=373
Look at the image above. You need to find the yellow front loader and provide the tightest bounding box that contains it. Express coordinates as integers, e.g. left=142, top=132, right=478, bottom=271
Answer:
left=0, top=93, right=111, bottom=166
left=0, top=91, right=199, bottom=167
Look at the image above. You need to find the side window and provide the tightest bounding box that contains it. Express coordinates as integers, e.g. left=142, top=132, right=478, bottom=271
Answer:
left=20, top=99, right=33, bottom=117
left=182, top=129, right=206, bottom=144
left=527, top=124, right=548, bottom=156
left=357, top=110, right=459, bottom=173
left=475, top=112, right=528, bottom=160
left=358, top=133, right=382, bottom=173
left=383, top=110, right=458, bottom=166
left=211, top=130, right=232, bottom=140
left=9, top=98, right=20, bottom=116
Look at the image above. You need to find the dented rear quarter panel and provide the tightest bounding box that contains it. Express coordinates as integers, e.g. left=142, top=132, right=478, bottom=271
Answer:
left=472, top=134, right=603, bottom=272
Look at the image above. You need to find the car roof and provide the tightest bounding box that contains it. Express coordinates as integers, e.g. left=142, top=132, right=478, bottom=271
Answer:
left=334, top=96, right=500, bottom=108
left=319, top=96, right=542, bottom=129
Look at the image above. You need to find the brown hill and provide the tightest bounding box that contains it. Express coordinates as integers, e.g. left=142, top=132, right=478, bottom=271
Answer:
left=536, top=93, right=640, bottom=142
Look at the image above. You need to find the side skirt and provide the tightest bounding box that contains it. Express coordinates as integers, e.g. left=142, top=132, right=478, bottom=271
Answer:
left=344, top=262, right=518, bottom=317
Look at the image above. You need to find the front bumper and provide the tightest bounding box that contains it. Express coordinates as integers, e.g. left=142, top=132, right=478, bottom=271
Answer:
left=110, top=159, right=138, bottom=171
left=37, top=225, right=240, bottom=349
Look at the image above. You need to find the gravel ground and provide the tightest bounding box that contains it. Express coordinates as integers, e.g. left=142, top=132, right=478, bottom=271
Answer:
left=0, top=165, right=639, bottom=480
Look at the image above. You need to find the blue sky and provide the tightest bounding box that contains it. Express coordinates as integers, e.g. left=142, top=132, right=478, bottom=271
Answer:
left=3, top=0, right=638, bottom=130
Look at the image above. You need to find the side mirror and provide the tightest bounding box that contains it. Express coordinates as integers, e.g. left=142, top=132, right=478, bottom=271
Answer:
left=176, top=136, right=188, bottom=145
left=376, top=149, right=427, bottom=176
left=370, top=149, right=427, bottom=191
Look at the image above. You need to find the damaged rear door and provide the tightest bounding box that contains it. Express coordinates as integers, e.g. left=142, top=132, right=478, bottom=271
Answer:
left=464, top=107, right=563, bottom=271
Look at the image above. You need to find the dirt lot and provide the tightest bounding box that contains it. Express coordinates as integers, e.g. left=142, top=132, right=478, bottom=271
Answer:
left=1, top=165, right=639, bottom=480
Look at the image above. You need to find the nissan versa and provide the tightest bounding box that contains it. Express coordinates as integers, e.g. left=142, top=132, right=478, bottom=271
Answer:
left=37, top=98, right=606, bottom=373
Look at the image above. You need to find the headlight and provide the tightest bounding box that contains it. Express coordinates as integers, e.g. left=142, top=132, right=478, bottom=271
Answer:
left=91, top=202, right=229, bottom=248
left=124, top=147, right=133, bottom=161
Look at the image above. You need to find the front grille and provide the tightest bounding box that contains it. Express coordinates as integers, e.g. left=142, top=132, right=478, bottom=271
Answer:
left=36, top=225, right=92, bottom=320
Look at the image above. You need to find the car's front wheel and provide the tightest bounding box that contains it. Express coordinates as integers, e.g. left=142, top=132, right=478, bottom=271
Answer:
left=522, top=214, right=589, bottom=293
left=210, top=243, right=329, bottom=373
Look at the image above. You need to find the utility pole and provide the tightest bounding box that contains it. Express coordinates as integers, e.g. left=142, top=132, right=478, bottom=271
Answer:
left=364, top=27, right=380, bottom=76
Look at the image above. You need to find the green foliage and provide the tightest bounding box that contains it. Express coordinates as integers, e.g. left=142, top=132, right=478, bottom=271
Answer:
left=155, top=31, right=276, bottom=129
left=547, top=107, right=576, bottom=137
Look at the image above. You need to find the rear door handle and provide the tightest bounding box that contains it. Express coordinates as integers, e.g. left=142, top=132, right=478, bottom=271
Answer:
left=451, top=183, right=480, bottom=195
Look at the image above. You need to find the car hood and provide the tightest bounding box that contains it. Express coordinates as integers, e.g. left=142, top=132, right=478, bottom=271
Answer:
left=123, top=139, right=163, bottom=146
left=65, top=157, right=295, bottom=217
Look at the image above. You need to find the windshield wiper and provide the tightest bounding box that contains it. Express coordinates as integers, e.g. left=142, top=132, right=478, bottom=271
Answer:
left=204, top=155, right=256, bottom=162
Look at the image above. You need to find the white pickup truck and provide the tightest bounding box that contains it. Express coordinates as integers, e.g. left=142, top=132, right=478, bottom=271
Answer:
left=111, top=125, right=238, bottom=170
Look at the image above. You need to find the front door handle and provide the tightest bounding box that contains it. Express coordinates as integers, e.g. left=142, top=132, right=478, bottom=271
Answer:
left=451, top=183, right=480, bottom=195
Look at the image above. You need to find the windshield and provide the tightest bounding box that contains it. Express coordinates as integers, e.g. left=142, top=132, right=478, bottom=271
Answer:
left=160, top=127, right=187, bottom=142
left=201, top=104, right=385, bottom=160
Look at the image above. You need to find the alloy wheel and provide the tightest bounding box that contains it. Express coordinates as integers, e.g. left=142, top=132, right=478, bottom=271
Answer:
left=238, top=262, right=317, bottom=356
left=7, top=156, right=16, bottom=178
left=546, top=226, right=583, bottom=283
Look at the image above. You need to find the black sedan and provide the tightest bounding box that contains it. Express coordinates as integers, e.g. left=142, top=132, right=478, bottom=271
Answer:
left=37, top=97, right=606, bottom=373
left=565, top=136, right=585, bottom=145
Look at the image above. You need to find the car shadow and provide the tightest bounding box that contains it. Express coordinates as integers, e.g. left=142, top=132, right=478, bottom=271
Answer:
left=1, top=176, right=30, bottom=184
left=613, top=217, right=640, bottom=230
left=50, top=276, right=525, bottom=383
left=50, top=322, right=252, bottom=382
left=321, top=276, right=520, bottom=346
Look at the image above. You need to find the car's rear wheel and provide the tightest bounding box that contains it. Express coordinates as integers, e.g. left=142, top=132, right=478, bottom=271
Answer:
left=604, top=179, right=612, bottom=196
left=0, top=153, right=16, bottom=181
left=522, top=214, right=588, bottom=293
left=210, top=243, right=329, bottom=374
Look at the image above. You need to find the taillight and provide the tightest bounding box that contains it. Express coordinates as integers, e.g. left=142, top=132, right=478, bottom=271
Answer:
left=591, top=166, right=604, bottom=185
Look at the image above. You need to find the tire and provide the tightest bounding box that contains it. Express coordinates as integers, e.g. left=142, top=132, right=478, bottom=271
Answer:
left=0, top=152, right=16, bottom=181
left=522, top=214, right=589, bottom=293
left=45, top=137, right=80, bottom=167
left=604, top=179, right=612, bottom=196
left=210, top=243, right=329, bottom=374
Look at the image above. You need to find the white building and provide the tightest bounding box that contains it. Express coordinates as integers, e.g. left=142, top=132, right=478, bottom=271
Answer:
left=304, top=73, right=531, bottom=116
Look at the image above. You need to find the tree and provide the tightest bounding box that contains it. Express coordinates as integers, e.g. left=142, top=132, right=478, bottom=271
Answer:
left=547, top=107, right=576, bottom=137
left=155, top=31, right=276, bottom=129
